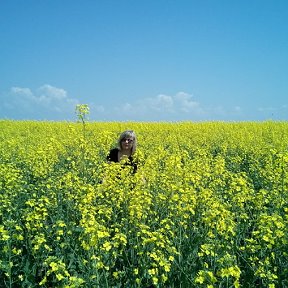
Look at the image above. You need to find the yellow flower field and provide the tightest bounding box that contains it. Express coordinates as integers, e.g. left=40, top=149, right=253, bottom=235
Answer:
left=0, top=120, right=287, bottom=287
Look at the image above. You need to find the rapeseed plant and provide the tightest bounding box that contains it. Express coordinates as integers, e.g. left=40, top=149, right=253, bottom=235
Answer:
left=0, top=120, right=288, bottom=287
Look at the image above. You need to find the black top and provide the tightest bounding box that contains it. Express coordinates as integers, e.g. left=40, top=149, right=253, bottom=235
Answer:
left=107, top=148, right=137, bottom=174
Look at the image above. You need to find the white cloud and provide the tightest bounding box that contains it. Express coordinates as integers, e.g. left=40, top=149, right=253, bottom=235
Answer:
left=173, top=92, right=202, bottom=113
left=1, top=87, right=256, bottom=121
left=87, top=92, right=207, bottom=121
left=1, top=85, right=79, bottom=120
left=11, top=87, right=34, bottom=97
left=148, top=94, right=174, bottom=112
left=105, top=92, right=252, bottom=121
left=37, top=85, right=68, bottom=103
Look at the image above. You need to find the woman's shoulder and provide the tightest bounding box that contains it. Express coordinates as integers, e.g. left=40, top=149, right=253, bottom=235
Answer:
left=107, top=148, right=119, bottom=162
left=109, top=148, right=119, bottom=153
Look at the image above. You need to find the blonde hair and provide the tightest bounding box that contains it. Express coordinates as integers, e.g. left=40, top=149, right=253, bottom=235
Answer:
left=118, top=130, right=137, bottom=154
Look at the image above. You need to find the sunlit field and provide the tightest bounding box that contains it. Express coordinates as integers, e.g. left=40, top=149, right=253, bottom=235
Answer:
left=0, top=120, right=287, bottom=287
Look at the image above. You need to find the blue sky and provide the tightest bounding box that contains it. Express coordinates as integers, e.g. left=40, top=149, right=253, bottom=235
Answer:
left=0, top=0, right=287, bottom=121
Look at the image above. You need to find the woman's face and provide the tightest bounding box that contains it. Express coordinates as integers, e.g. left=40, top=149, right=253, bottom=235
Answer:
left=121, top=137, right=134, bottom=150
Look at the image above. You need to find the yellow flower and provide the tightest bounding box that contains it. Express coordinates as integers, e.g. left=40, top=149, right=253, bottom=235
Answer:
left=16, top=234, right=24, bottom=241
left=148, top=268, right=157, bottom=276
left=102, top=241, right=112, bottom=251
left=39, top=276, right=47, bottom=286
left=56, top=273, right=65, bottom=281
left=152, top=277, right=158, bottom=285
left=49, top=262, right=58, bottom=272
left=18, top=274, right=24, bottom=281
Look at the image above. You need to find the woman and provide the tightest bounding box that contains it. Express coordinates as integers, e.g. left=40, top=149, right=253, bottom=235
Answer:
left=107, top=130, right=137, bottom=174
